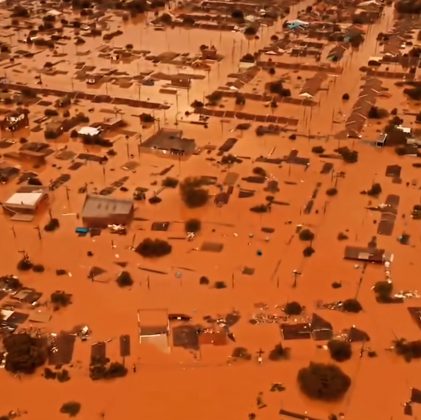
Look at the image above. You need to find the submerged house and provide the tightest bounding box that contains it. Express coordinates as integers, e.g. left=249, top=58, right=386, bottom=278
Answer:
left=81, top=194, right=134, bottom=227
left=2, top=186, right=48, bottom=221
left=0, top=109, right=29, bottom=132
left=141, top=128, right=196, bottom=156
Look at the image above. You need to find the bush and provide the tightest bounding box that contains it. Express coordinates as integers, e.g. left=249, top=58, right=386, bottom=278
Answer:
left=180, top=177, right=209, bottom=208
left=60, top=402, right=81, bottom=417
left=327, top=340, right=352, bottom=362
left=368, top=106, right=388, bottom=119
left=185, top=218, right=201, bottom=233
left=326, top=188, right=338, bottom=196
left=135, top=238, right=172, bottom=257
left=336, top=147, right=358, bottom=163
left=403, top=86, right=421, bottom=100
left=44, top=108, right=59, bottom=117
left=51, top=291, right=72, bottom=308
left=231, top=9, right=244, bottom=20
left=57, top=369, right=71, bottom=382
left=367, top=183, right=382, bottom=197
left=159, top=12, right=172, bottom=24
left=232, top=347, right=252, bottom=360
left=240, top=53, right=255, bottom=63
left=140, top=113, right=154, bottom=123
left=207, top=91, right=223, bottom=105
left=312, top=145, right=325, bottom=154
left=191, top=100, right=204, bottom=108
left=250, top=204, right=268, bottom=213
left=116, top=271, right=133, bottom=287
left=269, top=343, right=290, bottom=361
left=393, top=339, right=421, bottom=361
left=32, top=264, right=45, bottom=273
left=284, top=301, right=302, bottom=315
left=303, top=246, right=315, bottom=257
left=337, top=232, right=348, bottom=241
left=162, top=177, right=178, bottom=188
left=267, top=79, right=290, bottom=96
left=44, top=218, right=60, bottom=231
left=90, top=361, right=127, bottom=380
left=299, top=229, right=314, bottom=241
left=342, top=299, right=362, bottom=313
left=252, top=167, right=267, bottom=177
left=297, top=362, right=351, bottom=400
left=244, top=26, right=257, bottom=36
left=395, top=0, right=421, bottom=14
left=342, top=93, right=350, bottom=101
left=3, top=333, right=47, bottom=374
left=214, top=281, right=227, bottom=289
left=373, top=280, right=393, bottom=300
left=199, top=276, right=209, bottom=285
left=148, top=195, right=162, bottom=205
left=17, top=257, right=33, bottom=271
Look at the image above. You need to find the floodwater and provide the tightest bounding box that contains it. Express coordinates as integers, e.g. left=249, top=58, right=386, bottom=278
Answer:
left=0, top=2, right=421, bottom=420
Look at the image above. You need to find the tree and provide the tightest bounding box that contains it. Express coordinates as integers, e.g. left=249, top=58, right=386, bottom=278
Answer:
left=284, top=301, right=302, bottom=315
left=342, top=299, right=363, bottom=313
left=3, top=333, right=47, bottom=374
left=180, top=177, right=209, bottom=208
left=393, top=338, right=421, bottom=361
left=367, top=183, right=382, bottom=197
left=269, top=343, right=290, bottom=361
left=162, top=177, right=178, bottom=188
left=51, top=291, right=72, bottom=309
left=116, top=271, right=133, bottom=287
left=17, top=256, right=33, bottom=271
left=342, top=93, right=350, bottom=100
left=312, top=145, right=325, bottom=154
left=231, top=9, right=244, bottom=20
left=135, top=238, right=172, bottom=257
left=368, top=106, right=388, bottom=119
left=60, top=402, right=81, bottom=417
left=253, top=167, right=267, bottom=177
left=185, top=218, right=201, bottom=233
left=299, top=229, right=314, bottom=241
left=327, top=340, right=352, bottom=362
left=244, top=26, right=257, bottom=36
left=373, top=280, right=393, bottom=302
left=160, top=13, right=172, bottom=24
left=303, top=246, right=315, bottom=257
left=297, top=362, right=351, bottom=400
left=232, top=347, right=252, bottom=360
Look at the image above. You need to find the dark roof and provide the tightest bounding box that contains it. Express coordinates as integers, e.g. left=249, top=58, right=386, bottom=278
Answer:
left=346, top=326, right=370, bottom=342
left=142, top=128, right=196, bottom=154
left=344, top=246, right=385, bottom=263
left=281, top=323, right=311, bottom=340
left=311, top=313, right=333, bottom=331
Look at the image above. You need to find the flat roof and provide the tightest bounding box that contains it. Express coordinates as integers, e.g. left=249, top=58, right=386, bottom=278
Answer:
left=81, top=194, right=134, bottom=219
left=5, top=191, right=44, bottom=207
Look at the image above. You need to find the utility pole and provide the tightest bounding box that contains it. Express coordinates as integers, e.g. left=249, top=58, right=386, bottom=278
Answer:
left=292, top=269, right=301, bottom=288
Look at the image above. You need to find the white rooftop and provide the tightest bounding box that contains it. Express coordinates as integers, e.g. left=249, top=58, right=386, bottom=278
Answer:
left=78, top=126, right=101, bottom=136
left=5, top=192, right=44, bottom=207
